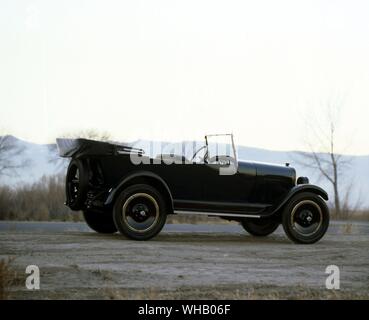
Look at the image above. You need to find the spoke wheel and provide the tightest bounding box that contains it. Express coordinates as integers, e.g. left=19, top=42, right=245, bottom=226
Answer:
left=282, top=192, right=329, bottom=244
left=113, top=184, right=167, bottom=240
left=290, top=200, right=322, bottom=237
left=122, top=193, right=160, bottom=233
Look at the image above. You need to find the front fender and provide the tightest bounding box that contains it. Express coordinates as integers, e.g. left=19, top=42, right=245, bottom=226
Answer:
left=272, top=184, right=329, bottom=214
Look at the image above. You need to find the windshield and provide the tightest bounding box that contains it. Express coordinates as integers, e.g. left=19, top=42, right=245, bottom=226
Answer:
left=205, top=134, right=237, bottom=162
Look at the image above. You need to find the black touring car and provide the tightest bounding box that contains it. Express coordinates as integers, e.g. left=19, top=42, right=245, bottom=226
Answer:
left=57, top=134, right=329, bottom=244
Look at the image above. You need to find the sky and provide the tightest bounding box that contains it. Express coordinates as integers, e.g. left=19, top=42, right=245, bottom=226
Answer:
left=0, top=0, right=369, bottom=155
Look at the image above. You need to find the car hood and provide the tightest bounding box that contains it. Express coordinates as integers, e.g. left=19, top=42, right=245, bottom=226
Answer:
left=238, top=160, right=296, bottom=181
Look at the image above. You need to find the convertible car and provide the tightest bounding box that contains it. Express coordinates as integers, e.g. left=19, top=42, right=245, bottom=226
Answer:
left=57, top=134, right=330, bottom=244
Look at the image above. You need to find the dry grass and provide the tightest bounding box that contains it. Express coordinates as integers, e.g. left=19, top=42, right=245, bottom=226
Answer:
left=349, top=209, right=369, bottom=221
left=102, top=284, right=369, bottom=300
left=0, top=257, right=18, bottom=300
left=0, top=175, right=83, bottom=222
left=331, top=209, right=369, bottom=221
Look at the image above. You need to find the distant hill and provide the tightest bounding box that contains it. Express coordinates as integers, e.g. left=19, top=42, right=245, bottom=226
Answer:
left=1, top=136, right=368, bottom=208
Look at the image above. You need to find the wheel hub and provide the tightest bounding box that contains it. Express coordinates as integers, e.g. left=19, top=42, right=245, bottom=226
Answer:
left=132, top=204, right=149, bottom=222
left=299, top=209, right=314, bottom=226
left=122, top=193, right=160, bottom=233
left=291, top=200, right=323, bottom=237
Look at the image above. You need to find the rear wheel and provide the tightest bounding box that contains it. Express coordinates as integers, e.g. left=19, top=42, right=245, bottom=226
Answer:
left=83, top=210, right=117, bottom=234
left=241, top=217, right=279, bottom=236
left=113, top=184, right=167, bottom=240
left=282, top=192, right=329, bottom=244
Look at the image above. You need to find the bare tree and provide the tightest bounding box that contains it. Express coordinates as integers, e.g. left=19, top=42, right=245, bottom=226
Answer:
left=0, top=134, right=29, bottom=178
left=60, top=129, right=112, bottom=142
left=295, top=101, right=353, bottom=218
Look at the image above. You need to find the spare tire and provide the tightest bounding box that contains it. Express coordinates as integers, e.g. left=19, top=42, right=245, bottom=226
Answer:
left=66, top=159, right=89, bottom=210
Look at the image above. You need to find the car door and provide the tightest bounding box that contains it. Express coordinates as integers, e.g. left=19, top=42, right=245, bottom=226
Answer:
left=200, top=161, right=257, bottom=212
left=152, top=161, right=207, bottom=203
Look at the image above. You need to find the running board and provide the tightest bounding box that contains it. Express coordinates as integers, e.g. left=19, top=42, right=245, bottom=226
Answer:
left=173, top=210, right=261, bottom=219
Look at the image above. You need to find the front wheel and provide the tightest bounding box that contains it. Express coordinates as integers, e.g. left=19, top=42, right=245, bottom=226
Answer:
left=113, top=184, right=167, bottom=240
left=241, top=217, right=279, bottom=236
left=282, top=192, right=329, bottom=244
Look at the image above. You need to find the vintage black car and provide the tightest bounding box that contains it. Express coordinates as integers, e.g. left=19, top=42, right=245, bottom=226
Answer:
left=57, top=134, right=329, bottom=244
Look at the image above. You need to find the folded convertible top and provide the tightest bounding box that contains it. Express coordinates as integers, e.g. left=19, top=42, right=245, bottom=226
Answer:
left=56, top=138, right=144, bottom=158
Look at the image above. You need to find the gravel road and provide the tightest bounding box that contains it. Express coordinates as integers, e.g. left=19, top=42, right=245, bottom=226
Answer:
left=0, top=221, right=368, bottom=299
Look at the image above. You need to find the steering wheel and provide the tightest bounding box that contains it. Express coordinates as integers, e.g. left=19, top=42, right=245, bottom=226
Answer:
left=191, top=145, right=208, bottom=162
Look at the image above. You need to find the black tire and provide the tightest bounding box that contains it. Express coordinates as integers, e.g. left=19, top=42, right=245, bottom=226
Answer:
left=66, top=159, right=89, bottom=210
left=83, top=210, right=117, bottom=234
left=113, top=184, right=167, bottom=240
left=241, top=218, right=279, bottom=236
left=282, top=192, right=329, bottom=244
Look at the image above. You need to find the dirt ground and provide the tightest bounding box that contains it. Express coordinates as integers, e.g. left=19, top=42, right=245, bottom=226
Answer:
left=0, top=221, right=368, bottom=299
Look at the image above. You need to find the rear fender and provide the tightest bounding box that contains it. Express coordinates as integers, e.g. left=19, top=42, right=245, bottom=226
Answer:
left=104, top=171, right=174, bottom=209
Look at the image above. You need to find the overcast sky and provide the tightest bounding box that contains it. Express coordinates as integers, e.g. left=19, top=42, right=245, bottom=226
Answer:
left=1, top=0, right=369, bottom=155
